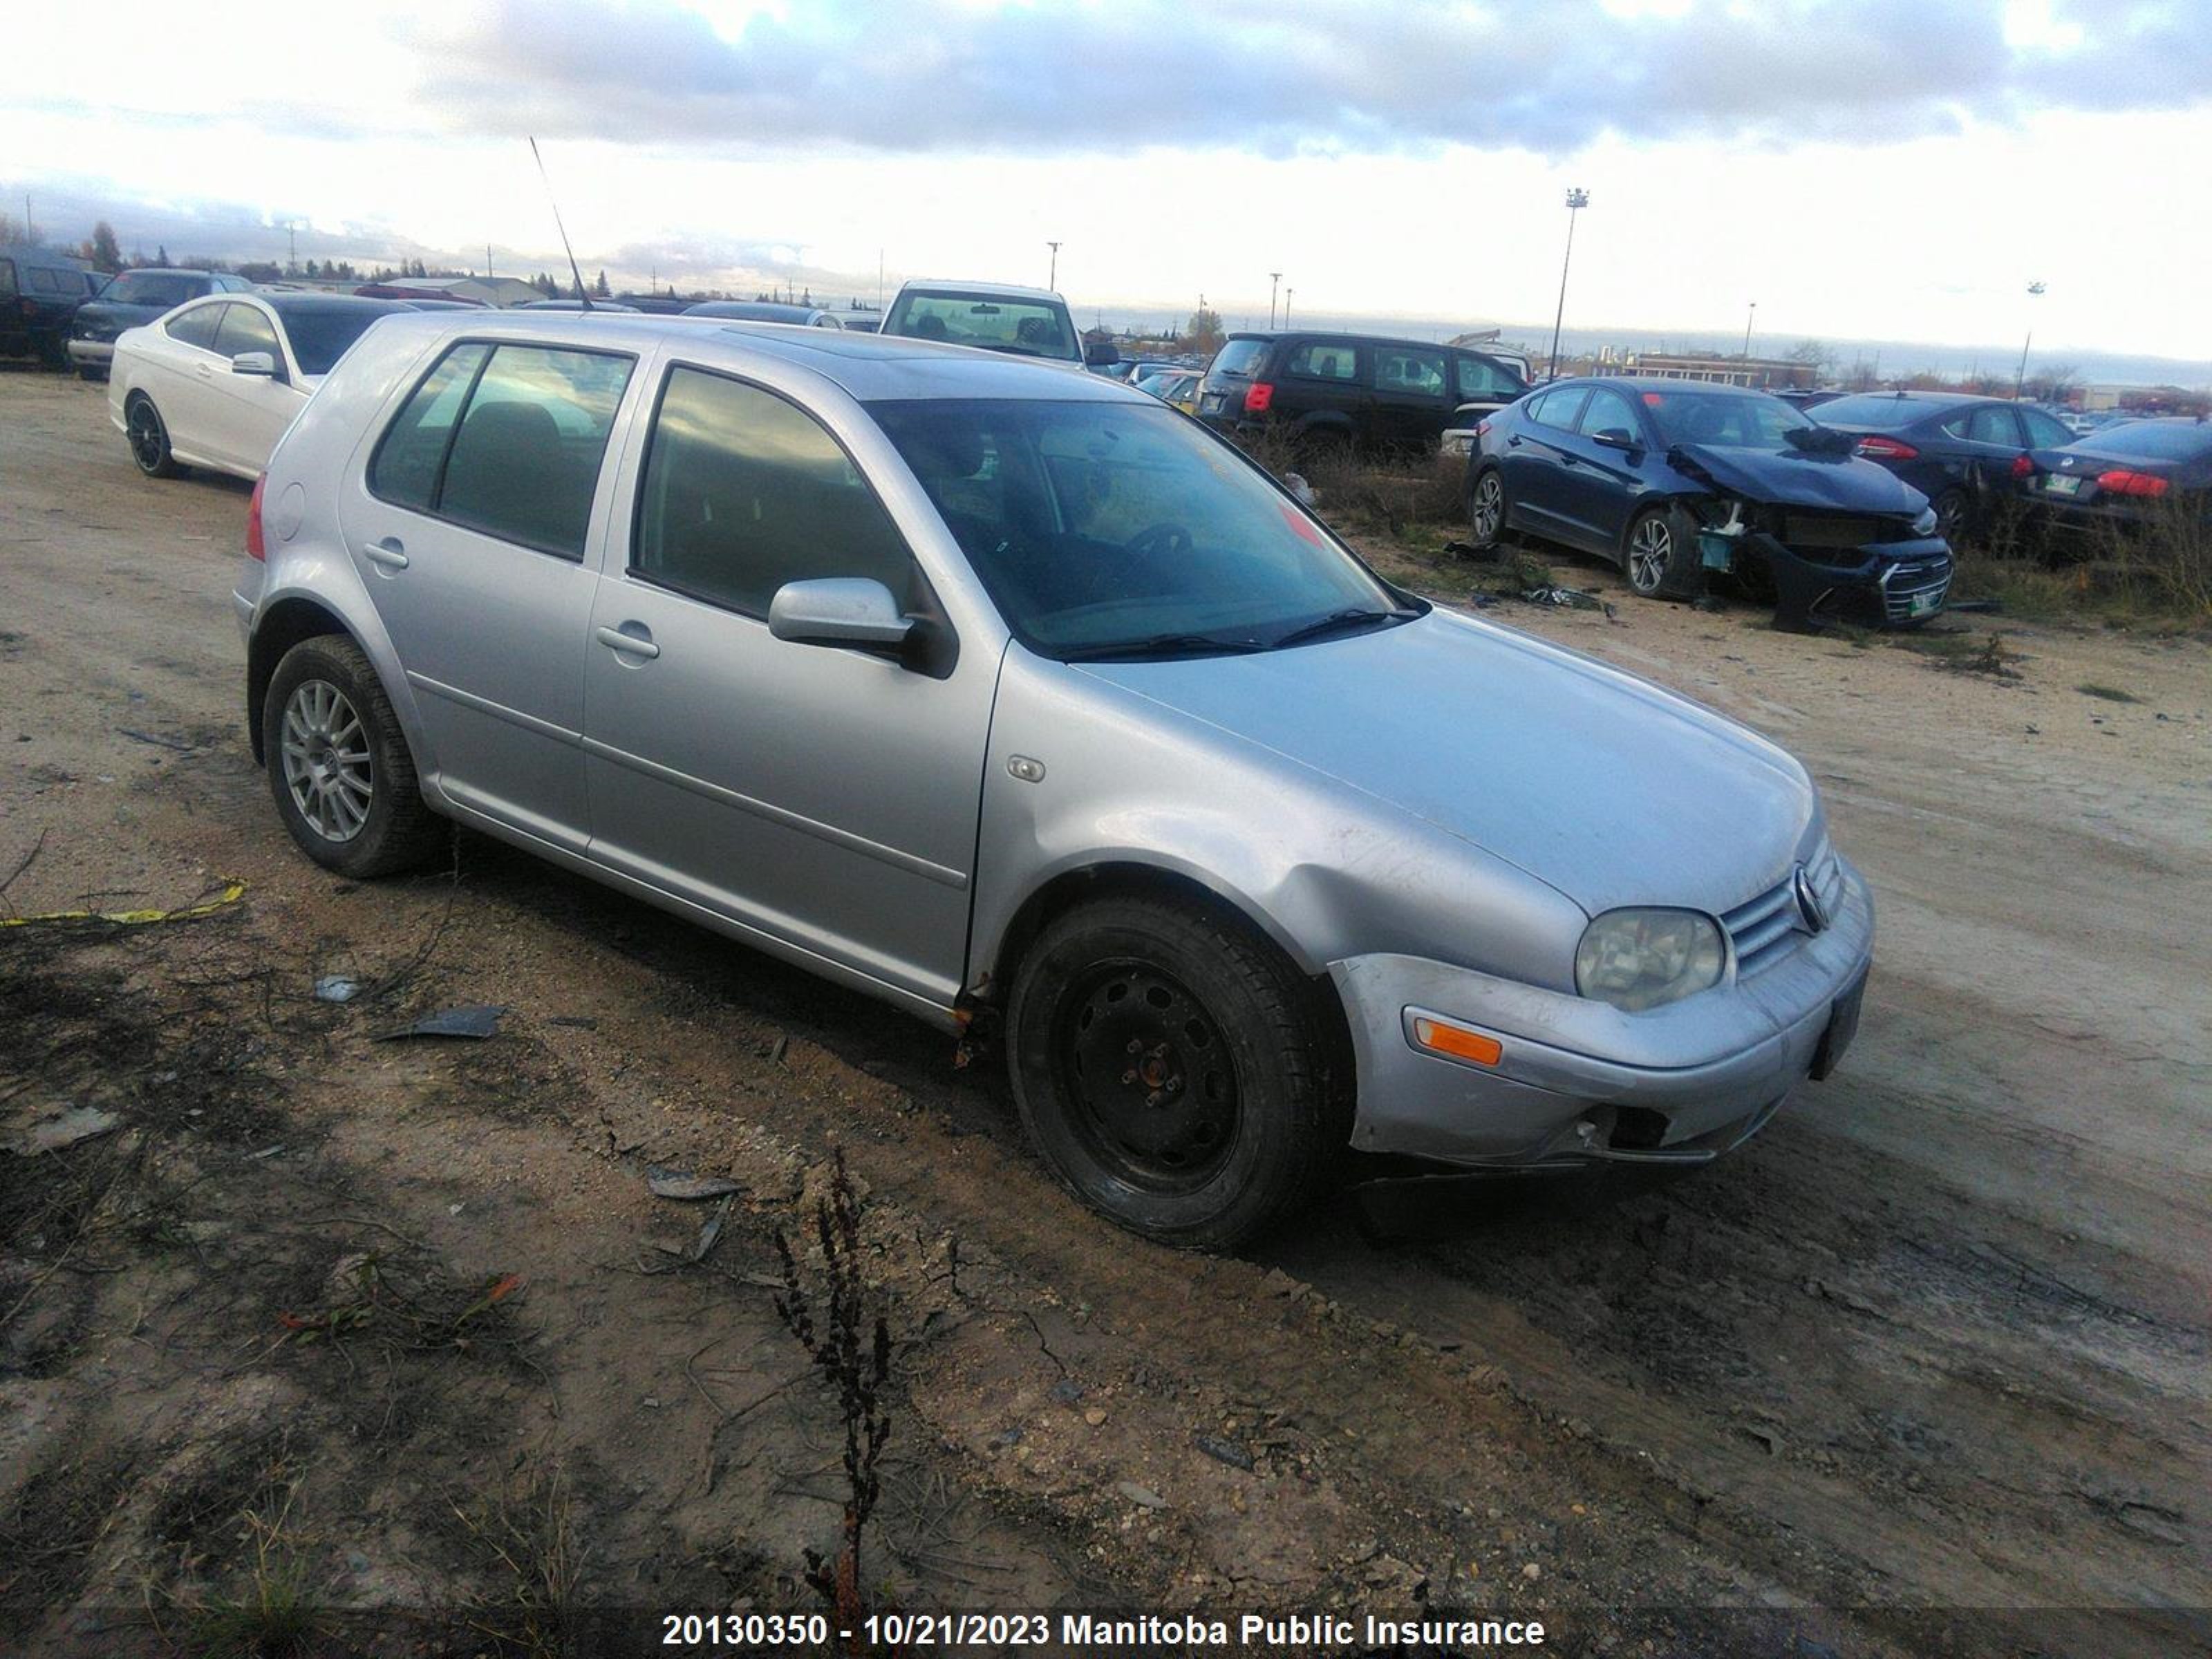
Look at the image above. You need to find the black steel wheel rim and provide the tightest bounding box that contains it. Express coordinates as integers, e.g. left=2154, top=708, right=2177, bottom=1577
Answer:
left=1053, top=959, right=1240, bottom=1194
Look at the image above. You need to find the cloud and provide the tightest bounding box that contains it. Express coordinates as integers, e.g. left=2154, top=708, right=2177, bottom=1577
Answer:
left=388, top=0, right=2212, bottom=158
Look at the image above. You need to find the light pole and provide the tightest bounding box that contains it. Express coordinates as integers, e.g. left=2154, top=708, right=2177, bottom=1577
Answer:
left=1268, top=271, right=1282, bottom=329
left=1742, top=300, right=1757, bottom=359
left=1283, top=287, right=1293, bottom=327
left=1547, top=187, right=1589, bottom=380
left=1047, top=241, right=1061, bottom=290
left=2014, top=281, right=2046, bottom=400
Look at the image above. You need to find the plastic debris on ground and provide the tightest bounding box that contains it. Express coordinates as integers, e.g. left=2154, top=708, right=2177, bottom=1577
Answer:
left=371, top=1004, right=508, bottom=1041
left=646, top=1166, right=744, bottom=1201
left=5, top=1105, right=122, bottom=1156
left=314, top=975, right=360, bottom=1003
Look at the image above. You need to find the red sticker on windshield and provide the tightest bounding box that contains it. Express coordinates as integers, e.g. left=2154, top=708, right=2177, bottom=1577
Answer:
left=1280, top=503, right=1326, bottom=545
left=1642, top=392, right=1665, bottom=405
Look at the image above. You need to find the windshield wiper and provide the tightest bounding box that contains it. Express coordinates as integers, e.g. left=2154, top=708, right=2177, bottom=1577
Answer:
left=1270, top=607, right=1417, bottom=648
left=1059, top=632, right=1270, bottom=662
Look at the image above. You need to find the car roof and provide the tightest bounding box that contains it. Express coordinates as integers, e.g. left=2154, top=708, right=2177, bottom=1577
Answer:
left=355, top=310, right=1138, bottom=404
left=258, top=293, right=413, bottom=318
left=893, top=279, right=1065, bottom=303
left=1566, top=377, right=1781, bottom=397
left=1228, top=328, right=1483, bottom=354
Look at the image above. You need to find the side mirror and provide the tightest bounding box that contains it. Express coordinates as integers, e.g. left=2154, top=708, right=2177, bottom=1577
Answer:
left=1592, top=427, right=1639, bottom=451
left=231, top=350, right=281, bottom=380
left=1084, top=337, right=1121, bottom=368
left=768, top=578, right=915, bottom=652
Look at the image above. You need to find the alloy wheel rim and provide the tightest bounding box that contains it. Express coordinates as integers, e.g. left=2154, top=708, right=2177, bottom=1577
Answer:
left=279, top=679, right=373, bottom=843
left=1056, top=960, right=1239, bottom=1193
left=1472, top=475, right=1503, bottom=540
left=1629, top=516, right=1672, bottom=592
left=127, top=404, right=163, bottom=470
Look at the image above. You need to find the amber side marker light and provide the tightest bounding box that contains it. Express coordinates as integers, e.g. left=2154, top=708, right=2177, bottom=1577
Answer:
left=1411, top=1016, right=1503, bottom=1067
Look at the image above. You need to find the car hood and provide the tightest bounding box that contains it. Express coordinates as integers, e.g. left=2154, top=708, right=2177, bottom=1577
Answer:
left=1671, top=443, right=1926, bottom=514
left=1074, top=610, right=1817, bottom=917
left=77, top=301, right=167, bottom=326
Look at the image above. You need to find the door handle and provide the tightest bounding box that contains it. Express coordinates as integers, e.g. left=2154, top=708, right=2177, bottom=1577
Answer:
left=595, top=624, right=659, bottom=660
left=364, top=538, right=409, bottom=570
left=1559, top=453, right=1580, bottom=466
left=1506, top=435, right=1524, bottom=447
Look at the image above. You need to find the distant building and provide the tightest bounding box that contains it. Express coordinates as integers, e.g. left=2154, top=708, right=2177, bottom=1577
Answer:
left=1620, top=351, right=1816, bottom=391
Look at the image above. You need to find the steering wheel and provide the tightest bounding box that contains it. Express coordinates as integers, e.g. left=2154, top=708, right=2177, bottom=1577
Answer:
left=1127, top=522, right=1194, bottom=559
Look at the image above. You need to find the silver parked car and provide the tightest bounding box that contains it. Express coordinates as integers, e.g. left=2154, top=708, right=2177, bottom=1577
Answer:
left=236, top=312, right=1873, bottom=1246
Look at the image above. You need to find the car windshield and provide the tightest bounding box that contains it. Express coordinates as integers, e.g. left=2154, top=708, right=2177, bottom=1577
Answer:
left=870, top=397, right=1405, bottom=657
left=2079, top=422, right=2212, bottom=463
left=891, top=292, right=1077, bottom=360
left=276, top=306, right=393, bottom=376
left=100, top=273, right=205, bottom=308
left=1640, top=389, right=1813, bottom=450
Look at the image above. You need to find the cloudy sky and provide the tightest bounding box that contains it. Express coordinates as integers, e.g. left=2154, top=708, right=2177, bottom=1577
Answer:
left=6, top=0, right=2210, bottom=363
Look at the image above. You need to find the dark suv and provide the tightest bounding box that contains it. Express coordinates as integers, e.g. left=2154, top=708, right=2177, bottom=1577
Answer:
left=0, top=246, right=102, bottom=368
left=67, top=268, right=253, bottom=379
left=1197, top=330, right=1527, bottom=452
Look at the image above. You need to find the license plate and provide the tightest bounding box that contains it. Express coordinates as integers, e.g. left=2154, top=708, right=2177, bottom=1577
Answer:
left=1201, top=393, right=1226, bottom=413
left=2044, top=474, right=2081, bottom=496
left=1811, top=970, right=1867, bottom=1081
left=1909, top=590, right=1942, bottom=617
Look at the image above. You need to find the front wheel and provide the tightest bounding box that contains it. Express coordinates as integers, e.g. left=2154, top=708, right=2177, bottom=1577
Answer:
left=1006, top=898, right=1345, bottom=1249
left=264, top=636, right=444, bottom=878
left=1467, top=467, right=1508, bottom=551
left=124, top=394, right=178, bottom=478
left=1624, top=506, right=1701, bottom=600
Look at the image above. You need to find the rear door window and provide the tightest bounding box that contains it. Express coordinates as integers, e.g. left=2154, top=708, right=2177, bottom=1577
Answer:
left=368, top=341, right=632, bottom=559
left=28, top=267, right=65, bottom=294
left=1375, top=346, right=1447, bottom=397
left=165, top=303, right=227, bottom=352
left=1952, top=406, right=2020, bottom=445
left=1282, top=341, right=1361, bottom=382
left=631, top=366, right=912, bottom=617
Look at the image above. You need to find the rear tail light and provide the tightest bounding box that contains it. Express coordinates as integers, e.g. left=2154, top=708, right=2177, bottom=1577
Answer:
left=1244, top=380, right=1275, bottom=415
left=2011, top=453, right=2034, bottom=479
left=1855, top=435, right=1919, bottom=460
left=245, top=474, right=268, bottom=561
left=2096, top=469, right=2169, bottom=497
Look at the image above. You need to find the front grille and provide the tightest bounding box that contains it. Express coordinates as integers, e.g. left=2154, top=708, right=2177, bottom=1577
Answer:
left=1721, top=845, right=1844, bottom=978
left=1882, top=560, right=1951, bottom=623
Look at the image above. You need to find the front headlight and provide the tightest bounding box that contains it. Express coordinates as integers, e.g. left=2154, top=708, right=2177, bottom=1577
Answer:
left=1575, top=908, right=1726, bottom=1012
left=1912, top=505, right=1940, bottom=537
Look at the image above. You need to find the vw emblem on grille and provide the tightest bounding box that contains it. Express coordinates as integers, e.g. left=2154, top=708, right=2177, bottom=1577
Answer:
left=1793, top=864, right=1831, bottom=935
left=2060, top=456, right=2077, bottom=469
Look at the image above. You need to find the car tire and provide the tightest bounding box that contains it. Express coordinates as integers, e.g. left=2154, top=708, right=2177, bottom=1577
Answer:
left=1006, top=897, right=1346, bottom=1250
left=1467, top=466, right=1509, bottom=552
left=1623, top=505, right=1701, bottom=600
left=124, top=393, right=178, bottom=478
left=264, top=636, right=445, bottom=879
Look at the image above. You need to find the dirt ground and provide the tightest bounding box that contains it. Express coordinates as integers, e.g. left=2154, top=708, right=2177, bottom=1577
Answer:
left=3, top=364, right=2207, bottom=1657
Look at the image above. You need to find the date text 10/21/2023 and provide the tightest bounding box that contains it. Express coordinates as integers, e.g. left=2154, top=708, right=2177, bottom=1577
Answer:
left=658, top=1612, right=1550, bottom=1649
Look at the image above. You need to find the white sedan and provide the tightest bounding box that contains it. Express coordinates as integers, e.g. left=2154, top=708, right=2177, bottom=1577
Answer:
left=110, top=292, right=410, bottom=481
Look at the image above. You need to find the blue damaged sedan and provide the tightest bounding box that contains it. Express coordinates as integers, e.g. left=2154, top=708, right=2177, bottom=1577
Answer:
left=234, top=314, right=1875, bottom=1246
left=1468, top=377, right=1953, bottom=629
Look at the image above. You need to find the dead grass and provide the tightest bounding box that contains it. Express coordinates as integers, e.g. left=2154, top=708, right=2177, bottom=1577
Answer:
left=450, top=1464, right=589, bottom=1659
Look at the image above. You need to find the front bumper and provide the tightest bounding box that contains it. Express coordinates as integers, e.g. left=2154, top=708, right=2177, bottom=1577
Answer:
left=1751, top=533, right=1952, bottom=630
left=66, top=338, right=114, bottom=368
left=1329, top=856, right=1874, bottom=1168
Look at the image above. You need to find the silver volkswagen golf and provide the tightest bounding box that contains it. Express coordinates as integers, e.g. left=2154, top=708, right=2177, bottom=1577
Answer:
left=236, top=312, right=1873, bottom=1246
